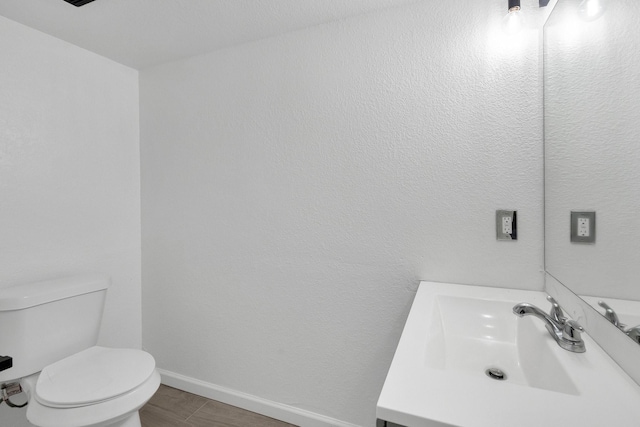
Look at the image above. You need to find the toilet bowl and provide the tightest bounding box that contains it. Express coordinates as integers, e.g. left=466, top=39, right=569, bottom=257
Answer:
left=0, top=275, right=161, bottom=427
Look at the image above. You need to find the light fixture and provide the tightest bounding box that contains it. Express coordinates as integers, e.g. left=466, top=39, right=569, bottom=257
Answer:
left=63, top=0, right=97, bottom=6
left=502, top=0, right=551, bottom=35
left=502, top=0, right=525, bottom=35
left=578, top=0, right=606, bottom=21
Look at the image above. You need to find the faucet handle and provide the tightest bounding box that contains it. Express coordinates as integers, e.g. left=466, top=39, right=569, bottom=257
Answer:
left=547, top=295, right=566, bottom=324
left=562, top=319, right=584, bottom=342
left=597, top=301, right=624, bottom=329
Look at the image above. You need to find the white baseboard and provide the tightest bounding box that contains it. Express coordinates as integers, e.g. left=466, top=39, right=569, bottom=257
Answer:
left=156, top=369, right=361, bottom=427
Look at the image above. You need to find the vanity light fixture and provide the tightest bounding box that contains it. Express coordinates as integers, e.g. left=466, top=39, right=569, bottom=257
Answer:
left=502, top=0, right=551, bottom=34
left=502, top=0, right=525, bottom=35
left=63, top=0, right=97, bottom=6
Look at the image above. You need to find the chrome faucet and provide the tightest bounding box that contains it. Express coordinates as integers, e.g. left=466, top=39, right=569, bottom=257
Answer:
left=513, top=296, right=586, bottom=353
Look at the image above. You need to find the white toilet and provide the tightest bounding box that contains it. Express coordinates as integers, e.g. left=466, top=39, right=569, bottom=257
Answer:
left=0, top=275, right=161, bottom=427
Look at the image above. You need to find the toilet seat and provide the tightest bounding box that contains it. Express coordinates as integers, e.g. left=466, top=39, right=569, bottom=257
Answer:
left=24, top=346, right=161, bottom=427
left=36, top=346, right=155, bottom=408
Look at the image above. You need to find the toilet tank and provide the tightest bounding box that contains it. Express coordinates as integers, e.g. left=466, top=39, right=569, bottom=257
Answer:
left=0, top=275, right=109, bottom=383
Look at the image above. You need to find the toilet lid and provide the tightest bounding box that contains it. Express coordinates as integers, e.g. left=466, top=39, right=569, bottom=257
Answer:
left=35, top=346, right=156, bottom=408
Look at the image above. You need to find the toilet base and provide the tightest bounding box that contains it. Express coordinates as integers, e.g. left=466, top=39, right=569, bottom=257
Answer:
left=106, top=412, right=140, bottom=427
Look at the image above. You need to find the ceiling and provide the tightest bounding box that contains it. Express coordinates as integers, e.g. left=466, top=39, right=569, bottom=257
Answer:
left=0, top=0, right=417, bottom=70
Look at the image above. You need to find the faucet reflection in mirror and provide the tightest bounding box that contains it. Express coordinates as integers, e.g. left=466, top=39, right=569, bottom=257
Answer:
left=597, top=301, right=640, bottom=344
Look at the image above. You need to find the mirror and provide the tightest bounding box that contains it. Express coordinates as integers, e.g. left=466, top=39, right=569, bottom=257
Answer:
left=544, top=0, right=640, bottom=339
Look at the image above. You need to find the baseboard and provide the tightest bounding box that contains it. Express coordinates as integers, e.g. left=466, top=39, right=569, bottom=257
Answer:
left=157, top=369, right=361, bottom=427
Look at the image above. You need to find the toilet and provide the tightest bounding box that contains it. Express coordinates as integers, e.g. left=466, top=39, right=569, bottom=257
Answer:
left=0, top=275, right=160, bottom=427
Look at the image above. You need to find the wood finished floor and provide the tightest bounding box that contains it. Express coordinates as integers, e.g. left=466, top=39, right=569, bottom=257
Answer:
left=140, top=384, right=298, bottom=427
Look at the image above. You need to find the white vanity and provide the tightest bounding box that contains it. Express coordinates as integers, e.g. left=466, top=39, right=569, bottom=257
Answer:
left=376, top=282, right=640, bottom=427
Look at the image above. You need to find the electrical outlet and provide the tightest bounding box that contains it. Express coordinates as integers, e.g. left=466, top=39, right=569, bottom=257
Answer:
left=571, top=211, right=596, bottom=243
left=577, top=218, right=590, bottom=237
left=496, top=210, right=517, bottom=240
left=502, top=216, right=513, bottom=235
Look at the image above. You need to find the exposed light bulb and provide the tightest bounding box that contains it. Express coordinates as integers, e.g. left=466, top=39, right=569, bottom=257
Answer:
left=578, top=0, right=606, bottom=21
left=502, top=6, right=525, bottom=35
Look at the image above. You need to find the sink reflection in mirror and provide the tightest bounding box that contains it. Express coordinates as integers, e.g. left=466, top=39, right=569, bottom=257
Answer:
left=424, top=296, right=578, bottom=395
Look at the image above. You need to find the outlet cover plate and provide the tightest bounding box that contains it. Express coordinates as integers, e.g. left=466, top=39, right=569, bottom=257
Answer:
left=571, top=211, right=596, bottom=243
left=496, top=210, right=517, bottom=241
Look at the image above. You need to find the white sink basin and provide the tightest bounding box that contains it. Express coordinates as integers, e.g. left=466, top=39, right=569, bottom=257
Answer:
left=425, top=295, right=577, bottom=395
left=377, top=282, right=640, bottom=427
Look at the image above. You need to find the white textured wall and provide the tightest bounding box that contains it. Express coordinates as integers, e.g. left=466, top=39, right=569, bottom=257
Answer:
left=141, top=1, right=544, bottom=425
left=0, top=15, right=140, bottom=427
left=545, top=0, right=640, bottom=300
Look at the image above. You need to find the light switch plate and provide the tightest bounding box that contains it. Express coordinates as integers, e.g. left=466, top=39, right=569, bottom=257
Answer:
left=496, top=210, right=517, bottom=240
left=571, top=211, right=596, bottom=243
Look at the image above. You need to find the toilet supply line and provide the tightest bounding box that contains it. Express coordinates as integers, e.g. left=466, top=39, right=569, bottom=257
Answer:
left=1, top=382, right=27, bottom=408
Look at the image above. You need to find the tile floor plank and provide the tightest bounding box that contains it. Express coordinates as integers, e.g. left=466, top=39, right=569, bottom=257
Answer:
left=140, top=384, right=298, bottom=427
left=187, top=400, right=297, bottom=427
left=140, top=405, right=195, bottom=427
left=142, top=385, right=207, bottom=422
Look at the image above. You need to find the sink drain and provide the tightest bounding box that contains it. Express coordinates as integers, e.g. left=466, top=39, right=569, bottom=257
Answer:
left=485, top=368, right=507, bottom=381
